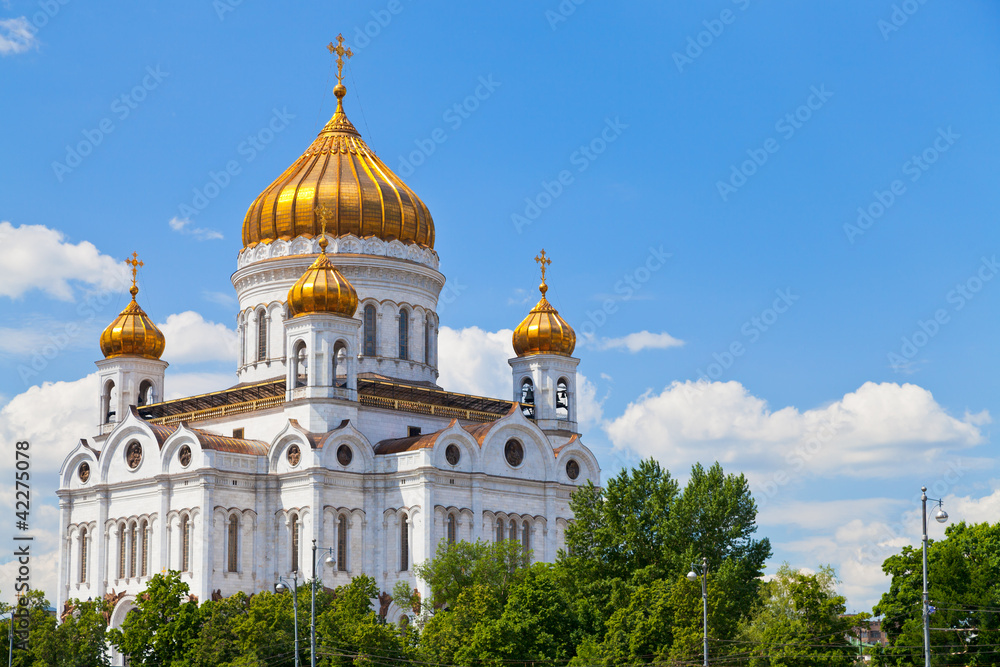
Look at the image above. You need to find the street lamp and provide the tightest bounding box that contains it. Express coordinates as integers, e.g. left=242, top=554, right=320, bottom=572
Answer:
left=686, top=556, right=708, bottom=666
left=921, top=485, right=948, bottom=667
left=310, top=539, right=337, bottom=667
left=275, top=570, right=301, bottom=667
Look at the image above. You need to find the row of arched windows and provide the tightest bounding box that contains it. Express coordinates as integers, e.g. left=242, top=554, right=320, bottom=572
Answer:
left=496, top=517, right=532, bottom=557
left=518, top=377, right=570, bottom=419
left=117, top=520, right=149, bottom=580
left=242, top=304, right=435, bottom=366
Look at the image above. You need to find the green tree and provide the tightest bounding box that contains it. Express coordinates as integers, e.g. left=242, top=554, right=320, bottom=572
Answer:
left=106, top=571, right=203, bottom=667
left=185, top=592, right=249, bottom=667
left=874, top=521, right=1000, bottom=666
left=407, top=538, right=529, bottom=612
left=738, top=564, right=854, bottom=667
left=228, top=587, right=303, bottom=667
left=34, top=597, right=112, bottom=667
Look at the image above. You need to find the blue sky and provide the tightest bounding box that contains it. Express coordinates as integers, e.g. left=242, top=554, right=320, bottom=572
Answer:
left=2, top=1, right=1000, bottom=612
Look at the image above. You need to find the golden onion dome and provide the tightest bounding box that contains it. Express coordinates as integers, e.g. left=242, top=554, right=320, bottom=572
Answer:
left=287, top=237, right=359, bottom=318
left=241, top=78, right=434, bottom=250
left=512, top=250, right=576, bottom=357
left=100, top=284, right=166, bottom=360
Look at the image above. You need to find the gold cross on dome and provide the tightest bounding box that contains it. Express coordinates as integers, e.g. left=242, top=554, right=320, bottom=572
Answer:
left=126, top=252, right=143, bottom=289
left=315, top=204, right=335, bottom=250
left=535, top=249, right=551, bottom=284
left=327, top=34, right=353, bottom=85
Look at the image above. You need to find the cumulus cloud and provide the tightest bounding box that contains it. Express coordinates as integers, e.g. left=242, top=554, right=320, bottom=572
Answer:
left=168, top=216, right=223, bottom=241
left=586, top=330, right=684, bottom=353
left=0, top=17, right=35, bottom=55
left=164, top=371, right=237, bottom=400
left=157, top=311, right=238, bottom=365
left=605, top=380, right=990, bottom=481
left=0, top=222, right=129, bottom=300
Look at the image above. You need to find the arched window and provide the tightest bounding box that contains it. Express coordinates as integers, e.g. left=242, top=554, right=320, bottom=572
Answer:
left=424, top=314, right=431, bottom=364
left=290, top=514, right=300, bottom=573
left=79, top=527, right=88, bottom=584
left=228, top=515, right=239, bottom=573
left=400, top=514, right=409, bottom=571
left=180, top=514, right=191, bottom=573
left=447, top=514, right=456, bottom=545
left=519, top=379, right=535, bottom=419
left=140, top=520, right=148, bottom=577
left=137, top=380, right=154, bottom=406
left=556, top=378, right=569, bottom=418
left=521, top=521, right=531, bottom=558
left=239, top=319, right=245, bottom=366
left=103, top=380, right=116, bottom=424
left=496, top=518, right=505, bottom=543
left=333, top=343, right=348, bottom=388
left=257, top=308, right=268, bottom=362
left=118, top=524, right=126, bottom=579
left=337, top=515, right=348, bottom=572
left=509, top=519, right=517, bottom=542
left=398, top=308, right=409, bottom=360
left=128, top=521, right=137, bottom=578
left=363, top=304, right=377, bottom=357
left=294, top=342, right=308, bottom=388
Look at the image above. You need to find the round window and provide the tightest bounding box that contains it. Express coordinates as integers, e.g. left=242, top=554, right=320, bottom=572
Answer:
left=78, top=461, right=90, bottom=482
left=125, top=441, right=143, bottom=470
left=178, top=445, right=192, bottom=467
left=287, top=445, right=301, bottom=467
left=566, top=459, right=580, bottom=480
left=504, top=439, right=524, bottom=467
left=445, top=444, right=461, bottom=466
left=337, top=444, right=353, bottom=467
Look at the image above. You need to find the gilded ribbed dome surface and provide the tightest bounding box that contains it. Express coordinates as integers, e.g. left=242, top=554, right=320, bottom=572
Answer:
left=512, top=283, right=576, bottom=357
left=242, top=87, right=434, bottom=249
left=100, top=286, right=166, bottom=359
left=287, top=241, right=359, bottom=318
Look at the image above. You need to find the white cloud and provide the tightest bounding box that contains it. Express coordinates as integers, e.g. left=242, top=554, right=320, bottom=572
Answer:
left=0, top=17, right=36, bottom=56
left=586, top=330, right=684, bottom=353
left=164, top=371, right=237, bottom=400
left=0, top=222, right=129, bottom=300
left=203, top=290, right=237, bottom=307
left=168, top=217, right=223, bottom=241
left=605, top=380, right=989, bottom=480
left=157, top=311, right=238, bottom=365
left=438, top=326, right=515, bottom=400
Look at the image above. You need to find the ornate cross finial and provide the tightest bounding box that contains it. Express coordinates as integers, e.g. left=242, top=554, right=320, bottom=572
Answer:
left=314, top=204, right=335, bottom=251
left=126, top=252, right=143, bottom=296
left=327, top=34, right=353, bottom=86
left=535, top=249, right=551, bottom=283
left=534, top=249, right=552, bottom=296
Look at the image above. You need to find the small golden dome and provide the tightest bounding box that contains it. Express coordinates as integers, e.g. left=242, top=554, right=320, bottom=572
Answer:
left=287, top=238, right=359, bottom=318
left=242, top=79, right=434, bottom=250
left=100, top=284, right=166, bottom=360
left=512, top=250, right=576, bottom=357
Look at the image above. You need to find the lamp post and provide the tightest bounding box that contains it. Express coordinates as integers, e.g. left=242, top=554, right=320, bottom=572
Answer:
left=276, top=570, right=301, bottom=667
left=921, top=485, right=948, bottom=667
left=310, top=539, right=337, bottom=667
left=687, top=556, right=708, bottom=666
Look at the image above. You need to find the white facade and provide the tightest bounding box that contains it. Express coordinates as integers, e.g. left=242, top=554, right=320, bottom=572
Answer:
left=56, top=227, right=599, bottom=652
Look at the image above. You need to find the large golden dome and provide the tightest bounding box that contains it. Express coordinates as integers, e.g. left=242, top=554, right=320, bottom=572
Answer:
left=513, top=251, right=576, bottom=357
left=287, top=237, right=359, bottom=318
left=100, top=285, right=166, bottom=360
left=241, top=83, right=434, bottom=249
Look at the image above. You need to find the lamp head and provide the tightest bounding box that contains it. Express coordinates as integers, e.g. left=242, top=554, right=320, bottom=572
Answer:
left=935, top=508, right=949, bottom=523
left=275, top=582, right=286, bottom=593
left=686, top=570, right=698, bottom=582
left=325, top=554, right=336, bottom=567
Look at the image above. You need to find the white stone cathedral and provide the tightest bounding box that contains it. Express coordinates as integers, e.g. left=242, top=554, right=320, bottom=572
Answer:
left=55, top=48, right=599, bottom=642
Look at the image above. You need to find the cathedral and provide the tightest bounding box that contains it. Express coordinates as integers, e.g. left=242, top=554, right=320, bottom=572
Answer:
left=55, top=38, right=599, bottom=640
